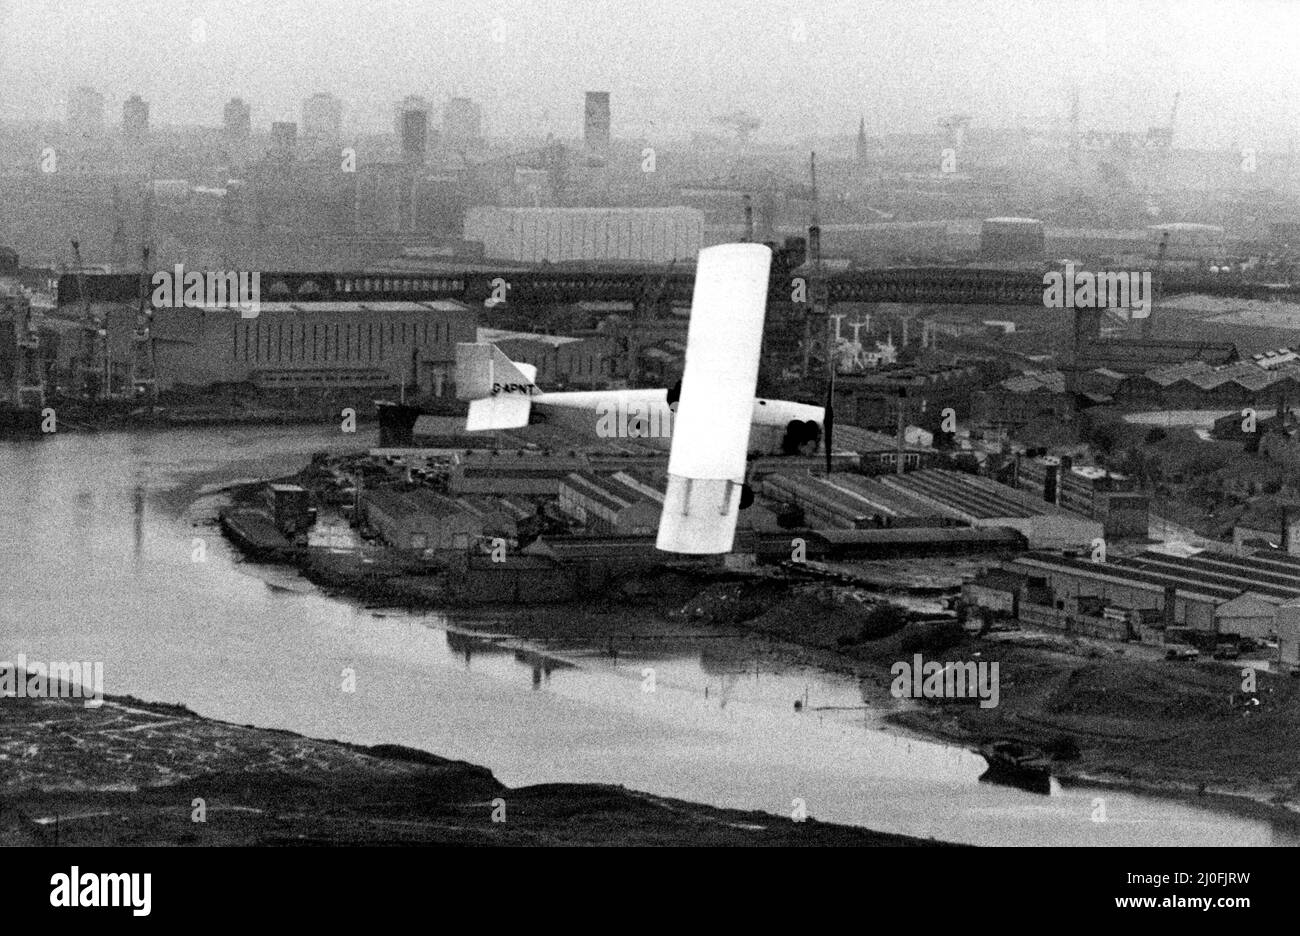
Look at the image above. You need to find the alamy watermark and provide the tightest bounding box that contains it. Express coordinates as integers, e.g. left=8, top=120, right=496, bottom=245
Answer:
left=50, top=867, right=150, bottom=916
left=151, top=264, right=261, bottom=318
left=890, top=653, right=999, bottom=708
left=0, top=654, right=103, bottom=707
left=595, top=399, right=673, bottom=439
left=1042, top=262, right=1152, bottom=318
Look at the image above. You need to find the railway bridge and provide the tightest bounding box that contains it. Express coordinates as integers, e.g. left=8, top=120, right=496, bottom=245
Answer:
left=60, top=266, right=1300, bottom=310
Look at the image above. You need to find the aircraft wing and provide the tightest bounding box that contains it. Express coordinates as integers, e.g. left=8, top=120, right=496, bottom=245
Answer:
left=656, top=243, right=771, bottom=554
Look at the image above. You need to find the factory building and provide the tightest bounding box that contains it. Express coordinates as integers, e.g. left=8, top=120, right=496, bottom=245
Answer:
left=762, top=468, right=1098, bottom=549
left=837, top=363, right=987, bottom=432
left=130, top=297, right=474, bottom=393
left=460, top=495, right=533, bottom=540
left=463, top=207, right=704, bottom=264
left=1012, top=457, right=1149, bottom=539
left=989, top=548, right=1300, bottom=644
left=477, top=328, right=616, bottom=389
left=360, top=489, right=484, bottom=551
left=1072, top=337, right=1238, bottom=376
left=762, top=471, right=966, bottom=530
left=557, top=471, right=662, bottom=535
left=1112, top=359, right=1297, bottom=409
left=875, top=470, right=1102, bottom=549
left=449, top=459, right=584, bottom=497
left=973, top=371, right=1076, bottom=429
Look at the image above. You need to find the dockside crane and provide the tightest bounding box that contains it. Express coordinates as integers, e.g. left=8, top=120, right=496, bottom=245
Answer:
left=133, top=245, right=157, bottom=405
left=133, top=179, right=157, bottom=405
left=70, top=239, right=107, bottom=400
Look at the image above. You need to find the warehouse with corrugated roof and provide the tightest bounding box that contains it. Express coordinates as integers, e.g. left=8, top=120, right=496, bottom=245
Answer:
left=761, top=469, right=1100, bottom=549
left=1002, top=548, right=1300, bottom=640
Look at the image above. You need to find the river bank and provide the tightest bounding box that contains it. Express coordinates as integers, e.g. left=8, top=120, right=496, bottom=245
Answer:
left=673, top=577, right=1300, bottom=831
left=229, top=509, right=1300, bottom=836
left=0, top=689, right=946, bottom=846
left=6, top=424, right=1271, bottom=845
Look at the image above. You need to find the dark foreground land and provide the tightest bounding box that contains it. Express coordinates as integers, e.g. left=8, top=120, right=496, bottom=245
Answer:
left=0, top=691, right=946, bottom=847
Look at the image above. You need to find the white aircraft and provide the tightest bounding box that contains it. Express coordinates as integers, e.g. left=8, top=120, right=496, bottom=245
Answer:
left=455, top=243, right=833, bottom=554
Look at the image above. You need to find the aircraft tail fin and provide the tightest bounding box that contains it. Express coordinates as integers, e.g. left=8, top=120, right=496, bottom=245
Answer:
left=455, top=342, right=539, bottom=430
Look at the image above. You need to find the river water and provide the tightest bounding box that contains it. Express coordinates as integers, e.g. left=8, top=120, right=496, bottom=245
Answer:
left=0, top=425, right=1292, bottom=846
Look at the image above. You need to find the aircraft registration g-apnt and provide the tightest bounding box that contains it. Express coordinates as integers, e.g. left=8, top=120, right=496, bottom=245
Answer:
left=455, top=243, right=830, bottom=556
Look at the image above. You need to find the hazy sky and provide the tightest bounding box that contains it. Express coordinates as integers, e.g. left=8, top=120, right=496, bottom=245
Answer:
left=0, top=0, right=1296, bottom=148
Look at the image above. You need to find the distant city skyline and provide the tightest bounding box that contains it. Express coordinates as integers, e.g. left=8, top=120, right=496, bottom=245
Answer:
left=0, top=0, right=1296, bottom=149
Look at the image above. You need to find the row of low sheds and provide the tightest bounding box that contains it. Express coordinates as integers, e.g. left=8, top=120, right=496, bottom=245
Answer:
left=989, top=356, right=1300, bottom=414
left=759, top=467, right=1103, bottom=550
left=965, top=547, right=1300, bottom=667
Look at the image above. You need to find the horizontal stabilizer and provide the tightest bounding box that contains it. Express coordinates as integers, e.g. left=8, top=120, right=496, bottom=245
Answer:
left=467, top=394, right=532, bottom=431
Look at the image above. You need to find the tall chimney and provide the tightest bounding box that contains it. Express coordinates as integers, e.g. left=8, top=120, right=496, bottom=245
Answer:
left=895, top=387, right=907, bottom=476
left=1044, top=463, right=1059, bottom=504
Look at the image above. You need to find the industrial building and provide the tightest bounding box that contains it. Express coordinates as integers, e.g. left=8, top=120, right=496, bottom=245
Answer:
left=971, top=548, right=1300, bottom=647
left=477, top=328, right=616, bottom=388
left=463, top=207, right=704, bottom=264
left=763, top=468, right=1100, bottom=549
left=973, top=370, right=1076, bottom=429
left=875, top=469, right=1102, bottom=549
left=449, top=459, right=586, bottom=497
left=360, top=489, right=484, bottom=551
left=1011, top=457, right=1149, bottom=538
left=1112, top=358, right=1299, bottom=408
left=557, top=471, right=661, bottom=535
left=762, top=471, right=963, bottom=530
left=1072, top=336, right=1239, bottom=375
left=76, top=289, right=478, bottom=394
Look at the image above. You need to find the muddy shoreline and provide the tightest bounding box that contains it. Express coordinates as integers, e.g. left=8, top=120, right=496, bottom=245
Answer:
left=304, top=573, right=1300, bottom=837
left=0, top=690, right=949, bottom=846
